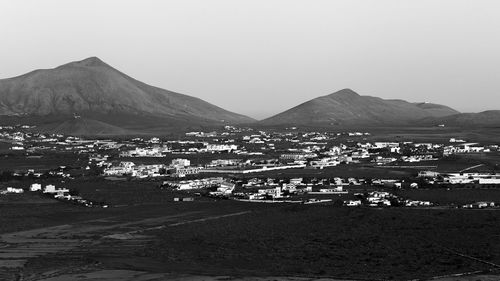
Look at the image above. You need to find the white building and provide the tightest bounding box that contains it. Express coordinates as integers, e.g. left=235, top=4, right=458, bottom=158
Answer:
left=479, top=178, right=500, bottom=185
left=171, top=158, right=191, bottom=167
left=205, top=144, right=238, bottom=152
left=309, top=158, right=340, bottom=169
left=30, top=183, right=42, bottom=191
left=345, top=200, right=362, bottom=207
left=258, top=186, right=283, bottom=198
left=44, top=184, right=56, bottom=193
left=7, top=187, right=24, bottom=193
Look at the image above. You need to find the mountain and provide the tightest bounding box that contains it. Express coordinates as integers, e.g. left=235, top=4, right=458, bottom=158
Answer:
left=422, top=110, right=500, bottom=127
left=260, top=89, right=459, bottom=126
left=0, top=57, right=254, bottom=134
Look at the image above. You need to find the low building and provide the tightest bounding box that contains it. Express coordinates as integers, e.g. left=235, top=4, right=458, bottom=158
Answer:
left=44, top=184, right=56, bottom=193
left=30, top=183, right=42, bottom=191
left=479, top=178, right=500, bottom=185
left=6, top=187, right=24, bottom=193
left=345, top=200, right=362, bottom=207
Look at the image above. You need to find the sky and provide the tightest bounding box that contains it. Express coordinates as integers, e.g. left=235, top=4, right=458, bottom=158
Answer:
left=1, top=0, right=499, bottom=120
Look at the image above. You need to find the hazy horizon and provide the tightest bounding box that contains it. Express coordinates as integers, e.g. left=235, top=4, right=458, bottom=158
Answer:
left=1, top=0, right=499, bottom=119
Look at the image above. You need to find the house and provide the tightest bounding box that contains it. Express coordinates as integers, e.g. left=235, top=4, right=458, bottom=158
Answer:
left=418, top=171, right=440, bottom=178
left=374, top=142, right=400, bottom=149
left=345, top=200, right=362, bottom=207
left=280, top=153, right=317, bottom=161
left=405, top=200, right=432, bottom=207
left=103, top=161, right=136, bottom=176
left=463, top=201, right=495, bottom=209
left=309, top=186, right=347, bottom=194
left=208, top=159, right=241, bottom=167
left=44, top=184, right=56, bottom=193
left=289, top=178, right=303, bottom=185
left=174, top=197, right=194, bottom=202
left=309, top=158, right=340, bottom=169
left=6, top=187, right=24, bottom=193
left=41, top=184, right=68, bottom=195
left=205, top=144, right=238, bottom=152
left=258, top=186, right=283, bottom=198
left=172, top=181, right=194, bottom=190
left=217, top=181, right=235, bottom=194
left=479, top=178, right=500, bottom=185
left=169, top=167, right=201, bottom=177
left=171, top=158, right=191, bottom=167
left=372, top=156, right=397, bottom=165
left=30, top=183, right=42, bottom=191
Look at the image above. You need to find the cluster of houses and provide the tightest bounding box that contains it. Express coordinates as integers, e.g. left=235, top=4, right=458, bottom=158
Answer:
left=0, top=182, right=107, bottom=208
left=443, top=143, right=492, bottom=156
left=5, top=125, right=499, bottom=181
left=1, top=187, right=24, bottom=194
left=0, top=167, right=72, bottom=180
left=161, top=177, right=226, bottom=190
left=156, top=174, right=438, bottom=207
left=462, top=201, right=496, bottom=209
left=119, top=146, right=171, bottom=157
left=0, top=126, right=123, bottom=154
left=103, top=158, right=201, bottom=178
left=2, top=125, right=498, bottom=166
left=3, top=125, right=500, bottom=210
left=418, top=171, right=500, bottom=185
left=345, top=191, right=432, bottom=207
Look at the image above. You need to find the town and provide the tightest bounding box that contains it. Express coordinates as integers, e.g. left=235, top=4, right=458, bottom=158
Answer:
left=1, top=124, right=499, bottom=209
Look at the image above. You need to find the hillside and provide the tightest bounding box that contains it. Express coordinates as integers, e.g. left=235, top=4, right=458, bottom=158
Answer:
left=0, top=57, right=254, bottom=134
left=260, top=89, right=459, bottom=126
left=39, top=117, right=131, bottom=136
left=414, top=102, right=460, bottom=118
left=422, top=110, right=500, bottom=127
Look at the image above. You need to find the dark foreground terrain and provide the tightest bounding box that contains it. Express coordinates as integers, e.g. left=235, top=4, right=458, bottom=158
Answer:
left=1, top=194, right=500, bottom=281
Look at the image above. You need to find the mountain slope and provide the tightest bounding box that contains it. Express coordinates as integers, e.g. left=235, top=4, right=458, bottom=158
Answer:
left=422, top=110, right=500, bottom=127
left=39, top=117, right=132, bottom=135
left=413, top=102, right=460, bottom=118
left=0, top=57, right=254, bottom=134
left=261, top=89, right=459, bottom=126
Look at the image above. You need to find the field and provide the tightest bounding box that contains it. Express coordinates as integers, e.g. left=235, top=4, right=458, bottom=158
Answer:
left=142, top=206, right=500, bottom=280
left=0, top=152, right=86, bottom=172
left=1, top=192, right=500, bottom=280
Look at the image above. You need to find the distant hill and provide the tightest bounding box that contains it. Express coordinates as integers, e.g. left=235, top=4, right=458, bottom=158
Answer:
left=421, top=110, right=500, bottom=127
left=0, top=57, right=254, bottom=134
left=260, top=89, right=459, bottom=126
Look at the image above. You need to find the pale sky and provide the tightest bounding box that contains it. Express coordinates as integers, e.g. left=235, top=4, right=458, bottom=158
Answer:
left=1, top=0, right=499, bottom=119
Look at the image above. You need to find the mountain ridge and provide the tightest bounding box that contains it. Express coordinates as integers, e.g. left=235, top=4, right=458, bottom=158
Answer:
left=0, top=57, right=254, bottom=134
left=420, top=110, right=500, bottom=127
left=2, top=58, right=496, bottom=133
left=260, top=88, right=460, bottom=126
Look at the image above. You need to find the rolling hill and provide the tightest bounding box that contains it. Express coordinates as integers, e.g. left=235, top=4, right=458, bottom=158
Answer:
left=0, top=57, right=254, bottom=134
left=260, top=89, right=459, bottom=126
